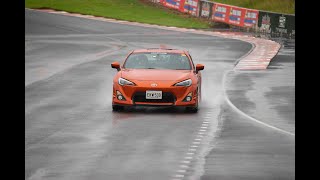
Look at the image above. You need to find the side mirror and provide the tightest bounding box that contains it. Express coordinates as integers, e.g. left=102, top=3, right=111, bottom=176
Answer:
left=196, top=64, right=204, bottom=72
left=111, top=61, right=121, bottom=71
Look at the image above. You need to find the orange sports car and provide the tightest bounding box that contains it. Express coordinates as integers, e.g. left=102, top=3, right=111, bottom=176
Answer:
left=111, top=48, right=204, bottom=112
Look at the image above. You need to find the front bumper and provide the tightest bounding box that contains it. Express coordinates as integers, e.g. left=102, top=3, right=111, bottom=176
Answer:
left=112, top=83, right=198, bottom=106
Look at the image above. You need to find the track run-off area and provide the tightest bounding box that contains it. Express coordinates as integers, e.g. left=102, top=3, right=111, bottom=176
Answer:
left=25, top=9, right=295, bottom=180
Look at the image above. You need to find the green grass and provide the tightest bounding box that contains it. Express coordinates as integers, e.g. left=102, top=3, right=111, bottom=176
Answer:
left=212, top=0, right=294, bottom=14
left=25, top=0, right=211, bottom=29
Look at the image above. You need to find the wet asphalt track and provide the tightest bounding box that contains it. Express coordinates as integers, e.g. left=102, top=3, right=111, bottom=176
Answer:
left=25, top=9, right=295, bottom=180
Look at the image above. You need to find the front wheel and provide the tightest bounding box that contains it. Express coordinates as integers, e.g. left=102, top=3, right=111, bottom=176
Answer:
left=185, top=106, right=198, bottom=113
left=186, top=88, right=199, bottom=113
left=112, top=105, right=124, bottom=111
left=186, top=97, right=199, bottom=113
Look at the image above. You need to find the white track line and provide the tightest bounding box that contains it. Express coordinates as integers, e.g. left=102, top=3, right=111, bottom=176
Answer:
left=222, top=70, right=295, bottom=136
left=180, top=160, right=191, bottom=164
left=177, top=169, right=187, bottom=173
left=172, top=112, right=213, bottom=179
left=173, top=174, right=184, bottom=178
left=179, top=165, right=189, bottom=168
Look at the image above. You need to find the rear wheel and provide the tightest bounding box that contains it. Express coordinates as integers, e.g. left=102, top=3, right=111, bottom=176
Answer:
left=112, top=105, right=124, bottom=111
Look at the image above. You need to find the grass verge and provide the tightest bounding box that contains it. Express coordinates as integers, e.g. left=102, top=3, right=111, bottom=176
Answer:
left=211, top=0, right=294, bottom=14
left=25, top=0, right=212, bottom=29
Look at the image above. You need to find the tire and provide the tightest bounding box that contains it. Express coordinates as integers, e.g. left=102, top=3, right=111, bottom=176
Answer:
left=186, top=89, right=199, bottom=113
left=186, top=106, right=198, bottom=113
left=112, top=105, right=124, bottom=111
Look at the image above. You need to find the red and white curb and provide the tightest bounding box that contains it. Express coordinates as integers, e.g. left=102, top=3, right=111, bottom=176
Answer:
left=27, top=8, right=281, bottom=70
left=234, top=39, right=281, bottom=70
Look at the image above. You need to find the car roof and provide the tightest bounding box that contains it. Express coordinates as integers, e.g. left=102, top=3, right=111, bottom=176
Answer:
left=132, top=48, right=187, bottom=54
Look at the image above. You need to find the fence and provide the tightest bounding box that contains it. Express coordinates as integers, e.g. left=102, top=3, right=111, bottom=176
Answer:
left=148, top=0, right=295, bottom=38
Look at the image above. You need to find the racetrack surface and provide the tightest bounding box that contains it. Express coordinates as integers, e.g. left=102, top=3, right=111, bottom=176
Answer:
left=25, top=9, right=294, bottom=180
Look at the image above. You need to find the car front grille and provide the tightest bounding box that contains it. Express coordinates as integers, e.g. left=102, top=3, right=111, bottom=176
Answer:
left=132, top=92, right=175, bottom=104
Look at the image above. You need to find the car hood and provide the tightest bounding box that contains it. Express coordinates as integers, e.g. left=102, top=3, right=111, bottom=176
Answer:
left=121, top=69, right=192, bottom=81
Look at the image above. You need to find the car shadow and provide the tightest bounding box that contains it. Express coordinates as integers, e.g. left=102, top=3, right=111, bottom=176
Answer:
left=114, top=106, right=196, bottom=114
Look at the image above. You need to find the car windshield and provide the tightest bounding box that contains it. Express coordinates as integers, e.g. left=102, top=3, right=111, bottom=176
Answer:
left=124, top=52, right=192, bottom=70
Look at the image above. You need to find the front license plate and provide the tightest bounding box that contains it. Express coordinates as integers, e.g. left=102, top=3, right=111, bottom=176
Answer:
left=146, top=91, right=162, bottom=99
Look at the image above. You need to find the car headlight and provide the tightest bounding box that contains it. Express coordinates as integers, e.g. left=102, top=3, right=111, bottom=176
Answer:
left=118, top=77, right=135, bottom=86
left=174, top=79, right=192, bottom=87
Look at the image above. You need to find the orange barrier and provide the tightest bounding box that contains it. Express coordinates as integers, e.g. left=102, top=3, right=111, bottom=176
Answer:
left=160, top=0, right=199, bottom=16
left=152, top=0, right=294, bottom=37
left=212, top=3, right=259, bottom=27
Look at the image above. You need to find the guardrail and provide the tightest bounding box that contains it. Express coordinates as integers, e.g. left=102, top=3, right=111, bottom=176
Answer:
left=148, top=0, right=295, bottom=38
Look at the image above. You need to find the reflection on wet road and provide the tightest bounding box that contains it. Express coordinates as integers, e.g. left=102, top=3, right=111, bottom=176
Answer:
left=25, top=9, right=294, bottom=180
